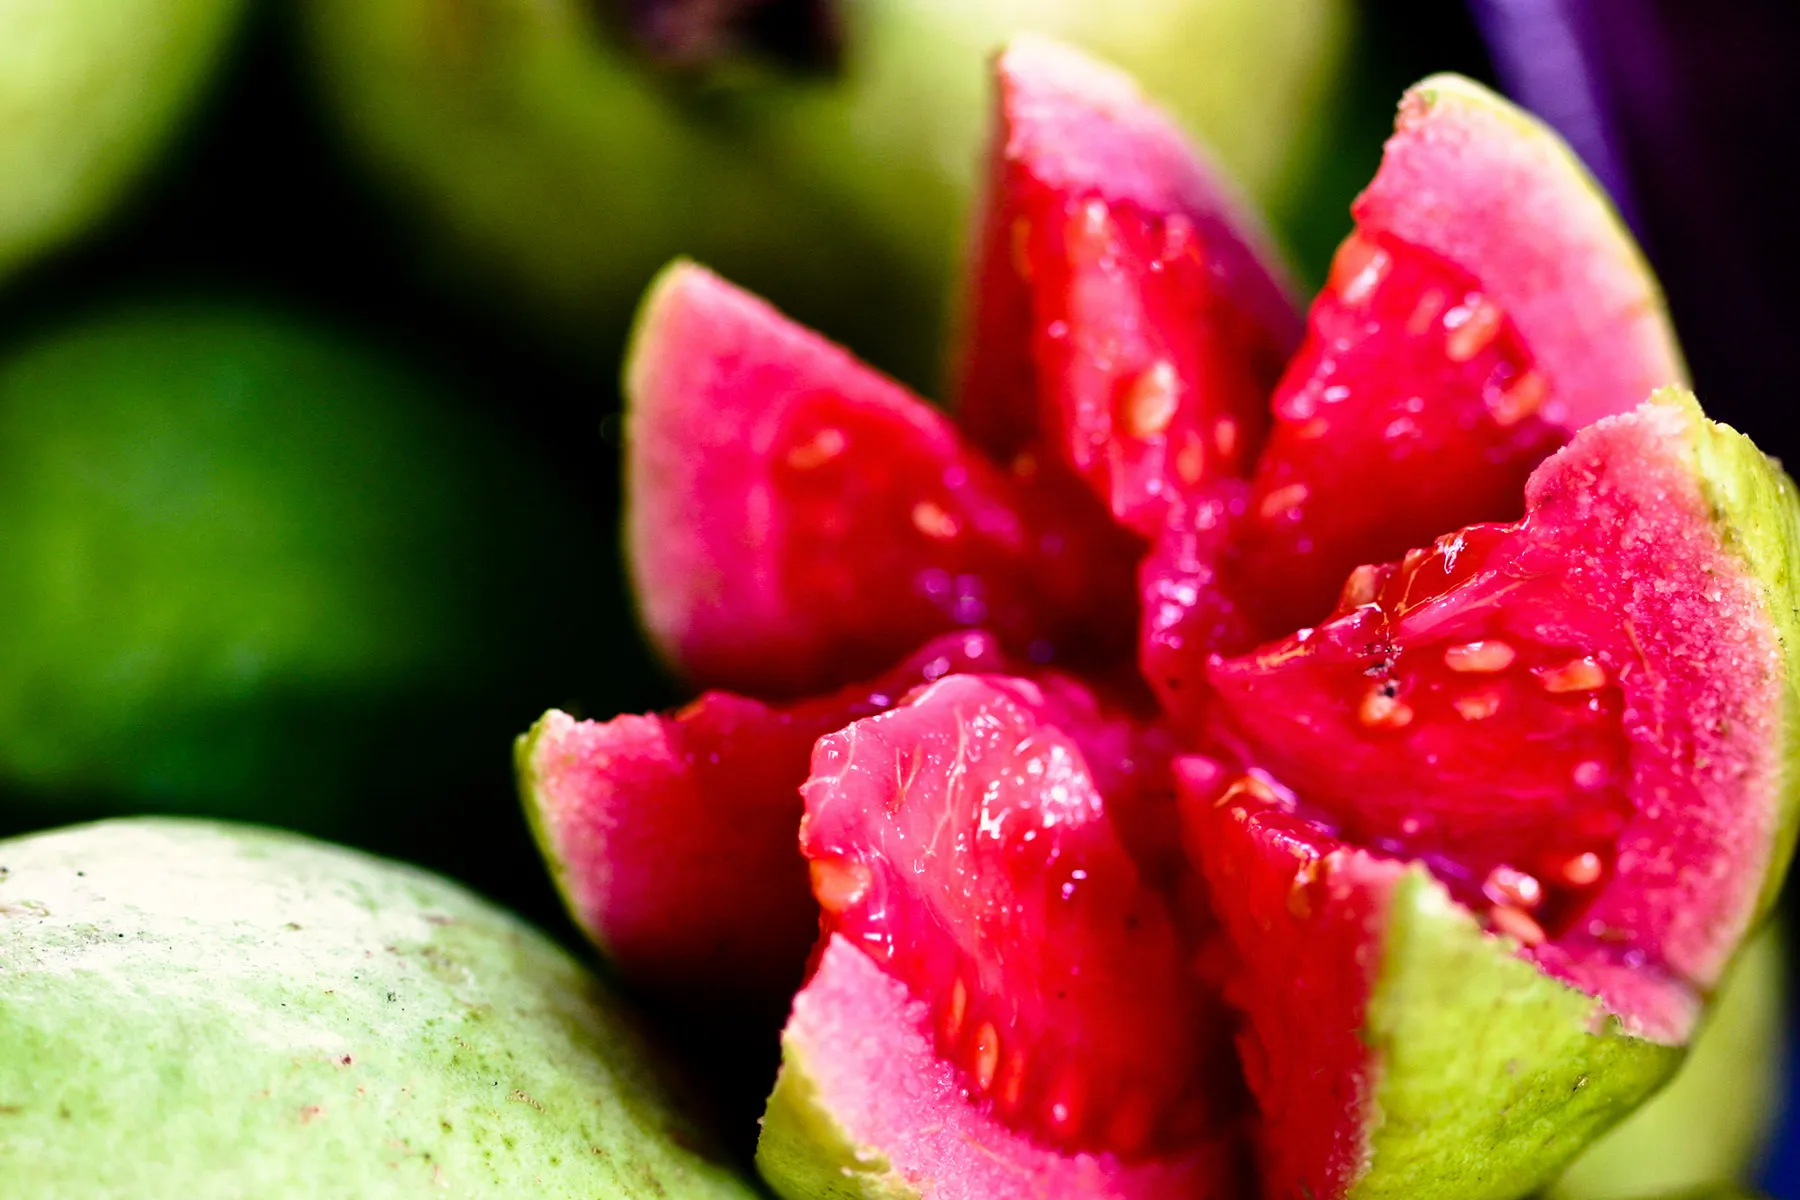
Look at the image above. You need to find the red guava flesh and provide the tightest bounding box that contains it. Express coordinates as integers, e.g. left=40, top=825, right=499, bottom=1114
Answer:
left=797, top=674, right=1243, bottom=1174
left=956, top=36, right=1301, bottom=536
left=1141, top=78, right=1686, bottom=716
left=1178, top=767, right=1404, bottom=1200
left=1204, top=403, right=1781, bottom=1014
left=626, top=261, right=1143, bottom=699
left=523, top=630, right=1015, bottom=1014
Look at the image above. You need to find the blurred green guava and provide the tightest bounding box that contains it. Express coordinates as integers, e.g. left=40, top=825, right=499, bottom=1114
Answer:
left=297, top=0, right=1351, bottom=385
left=1552, top=925, right=1786, bottom=1200
left=0, top=307, right=620, bottom=837
left=0, top=0, right=246, bottom=282
left=0, top=817, right=758, bottom=1197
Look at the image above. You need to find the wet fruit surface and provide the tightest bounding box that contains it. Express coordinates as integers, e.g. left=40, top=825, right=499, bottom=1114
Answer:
left=799, top=676, right=1239, bottom=1157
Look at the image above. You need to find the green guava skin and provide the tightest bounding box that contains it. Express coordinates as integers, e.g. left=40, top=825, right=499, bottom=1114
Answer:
left=0, top=309, right=608, bottom=829
left=0, top=0, right=245, bottom=282
left=753, top=392, right=1800, bottom=1200
left=296, top=0, right=1349, bottom=385
left=0, top=818, right=757, bottom=1197
left=1551, top=925, right=1784, bottom=1200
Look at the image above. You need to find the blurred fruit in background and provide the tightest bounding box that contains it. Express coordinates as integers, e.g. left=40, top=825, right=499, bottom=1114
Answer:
left=297, top=0, right=1351, bottom=387
left=0, top=0, right=246, bottom=284
left=0, top=308, right=631, bottom=906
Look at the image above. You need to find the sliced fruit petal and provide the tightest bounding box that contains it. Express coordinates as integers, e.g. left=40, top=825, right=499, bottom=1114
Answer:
left=518, top=630, right=1013, bottom=1018
left=1185, top=784, right=1681, bottom=1200
left=626, top=260, right=1142, bottom=698
left=1207, top=395, right=1799, bottom=1007
left=757, top=937, right=1245, bottom=1200
left=789, top=674, right=1240, bottom=1170
left=956, top=36, right=1301, bottom=535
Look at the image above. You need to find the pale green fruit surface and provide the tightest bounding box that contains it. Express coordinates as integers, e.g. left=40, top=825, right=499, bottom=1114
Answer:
left=0, top=818, right=758, bottom=1198
left=0, top=0, right=245, bottom=281
left=1551, top=926, right=1785, bottom=1200
left=298, top=0, right=1349, bottom=385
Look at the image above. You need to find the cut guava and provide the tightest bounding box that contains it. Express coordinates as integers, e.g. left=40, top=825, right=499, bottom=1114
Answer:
left=1182, top=394, right=1800, bottom=1198
left=625, top=260, right=1142, bottom=698
left=1143, top=75, right=1687, bottom=716
left=0, top=818, right=756, bottom=1198
left=759, top=674, right=1244, bottom=1196
left=956, top=36, right=1301, bottom=535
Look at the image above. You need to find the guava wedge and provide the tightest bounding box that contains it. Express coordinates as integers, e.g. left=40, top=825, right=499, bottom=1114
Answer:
left=1181, top=393, right=1800, bottom=1199
left=517, top=630, right=1013, bottom=1021
left=955, top=36, right=1302, bottom=535
left=625, top=260, right=1142, bottom=698
left=1143, top=75, right=1687, bottom=713
left=0, top=818, right=756, bottom=1198
left=757, top=674, right=1244, bottom=1198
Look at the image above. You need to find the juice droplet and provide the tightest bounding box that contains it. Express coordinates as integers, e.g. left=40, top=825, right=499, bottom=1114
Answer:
left=1444, top=295, right=1504, bottom=362
left=810, top=857, right=872, bottom=914
left=1490, top=905, right=1546, bottom=946
left=1537, top=656, right=1607, bottom=693
left=1490, top=369, right=1548, bottom=427
left=1258, top=482, right=1309, bottom=522
left=972, top=1023, right=1002, bottom=1093
left=1359, top=686, right=1414, bottom=730
left=1483, top=865, right=1544, bottom=910
left=785, top=426, right=846, bottom=470
left=1572, top=760, right=1607, bottom=789
left=1453, top=689, right=1502, bottom=721
left=910, top=500, right=961, bottom=541
left=1045, top=1070, right=1087, bottom=1143
left=1118, top=360, right=1179, bottom=438
left=1443, top=639, right=1516, bottom=673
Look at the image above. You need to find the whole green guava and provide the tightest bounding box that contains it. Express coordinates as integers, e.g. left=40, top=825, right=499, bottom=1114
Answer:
left=297, top=0, right=1350, bottom=385
left=0, top=817, right=758, bottom=1198
left=0, top=307, right=620, bottom=835
left=0, top=0, right=246, bottom=282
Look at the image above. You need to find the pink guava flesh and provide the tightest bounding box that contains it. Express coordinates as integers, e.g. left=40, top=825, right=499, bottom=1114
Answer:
left=524, top=631, right=1015, bottom=1013
left=783, top=937, right=1247, bottom=1199
left=627, top=263, right=1143, bottom=700
left=1204, top=402, right=1782, bottom=1032
left=798, top=675, right=1241, bottom=1161
left=957, top=37, right=1299, bottom=536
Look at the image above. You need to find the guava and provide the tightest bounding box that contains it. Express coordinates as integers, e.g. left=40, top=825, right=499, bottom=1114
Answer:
left=517, top=41, right=1800, bottom=1200
left=0, top=0, right=245, bottom=283
left=0, top=817, right=757, bottom=1197
left=1550, top=923, right=1784, bottom=1200
left=0, top=308, right=614, bottom=845
left=297, top=0, right=1350, bottom=384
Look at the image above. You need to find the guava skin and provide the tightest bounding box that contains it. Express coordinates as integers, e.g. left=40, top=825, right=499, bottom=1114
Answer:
left=0, top=818, right=757, bottom=1198
left=0, top=0, right=245, bottom=282
left=0, top=309, right=612, bottom=837
left=297, top=0, right=1349, bottom=384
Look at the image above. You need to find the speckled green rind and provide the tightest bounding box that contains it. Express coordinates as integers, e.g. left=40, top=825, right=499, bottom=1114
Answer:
left=756, top=1039, right=918, bottom=1200
left=0, top=0, right=244, bottom=280
left=0, top=818, right=758, bottom=1198
left=1682, top=389, right=1800, bottom=926
left=1551, top=924, right=1784, bottom=1200
left=1351, top=869, right=1682, bottom=1200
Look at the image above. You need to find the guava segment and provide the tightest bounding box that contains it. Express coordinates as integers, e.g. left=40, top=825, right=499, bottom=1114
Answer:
left=1207, top=397, right=1793, bottom=1010
left=757, top=937, right=1246, bottom=1200
left=625, top=260, right=1142, bottom=698
left=957, top=37, right=1300, bottom=535
left=784, top=674, right=1241, bottom=1176
left=1184, top=781, right=1681, bottom=1200
left=517, top=630, right=1011, bottom=1017
left=1141, top=75, right=1687, bottom=699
